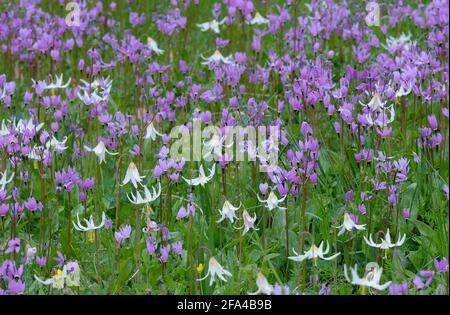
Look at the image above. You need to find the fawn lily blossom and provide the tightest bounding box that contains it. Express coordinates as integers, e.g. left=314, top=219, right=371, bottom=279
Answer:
left=249, top=12, right=269, bottom=25
left=122, top=162, right=145, bottom=188
left=196, top=19, right=225, bottom=34
left=364, top=228, right=406, bottom=250
left=344, top=262, right=392, bottom=291
left=257, top=191, right=286, bottom=210
left=216, top=200, right=241, bottom=224
left=46, top=136, right=68, bottom=152
left=249, top=272, right=273, bottom=295
left=336, top=213, right=366, bottom=236
left=197, top=257, right=232, bottom=286
left=201, top=50, right=232, bottom=65
left=144, top=122, right=162, bottom=141
left=288, top=241, right=340, bottom=262
left=34, top=266, right=68, bottom=289
left=147, top=37, right=164, bottom=55
left=43, top=74, right=71, bottom=90
left=183, top=165, right=215, bottom=187
left=84, top=141, right=118, bottom=164
left=73, top=212, right=106, bottom=232
left=0, top=170, right=14, bottom=190
left=235, top=210, right=258, bottom=235
left=127, top=182, right=161, bottom=205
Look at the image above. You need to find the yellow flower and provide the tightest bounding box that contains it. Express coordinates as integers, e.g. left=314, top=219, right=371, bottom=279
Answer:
left=196, top=263, right=204, bottom=273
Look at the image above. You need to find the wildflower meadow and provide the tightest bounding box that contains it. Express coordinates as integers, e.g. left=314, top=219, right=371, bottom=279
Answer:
left=0, top=0, right=448, bottom=296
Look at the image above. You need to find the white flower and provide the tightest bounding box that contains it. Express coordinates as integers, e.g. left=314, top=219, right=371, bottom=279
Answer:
left=383, top=33, right=415, bottom=52
left=235, top=210, right=258, bottom=235
left=84, top=141, right=118, bottom=164
left=288, top=241, right=340, bottom=262
left=336, top=213, right=366, bottom=236
left=127, top=182, right=161, bottom=205
left=197, top=257, right=232, bottom=286
left=45, top=136, right=68, bottom=152
left=73, top=212, right=106, bottom=232
left=203, top=134, right=232, bottom=160
left=201, top=50, right=233, bottom=65
left=364, top=228, right=406, bottom=250
left=257, top=191, right=286, bottom=211
left=249, top=12, right=269, bottom=25
left=249, top=272, right=273, bottom=295
left=122, top=162, right=145, bottom=188
left=25, top=245, right=37, bottom=264
left=147, top=37, right=164, bottom=55
left=217, top=200, right=241, bottom=224
left=360, top=93, right=386, bottom=112
left=0, top=170, right=14, bottom=190
left=77, top=77, right=113, bottom=105
left=344, top=262, right=392, bottom=291
left=395, top=83, right=412, bottom=98
left=144, top=122, right=162, bottom=141
left=182, top=165, right=215, bottom=187
left=43, top=74, right=71, bottom=90
left=35, top=266, right=68, bottom=289
left=196, top=19, right=225, bottom=34
left=0, top=118, right=44, bottom=136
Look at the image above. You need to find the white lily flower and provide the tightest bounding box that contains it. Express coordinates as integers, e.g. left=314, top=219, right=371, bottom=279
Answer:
left=216, top=200, right=241, bottom=224
left=147, top=37, right=164, bottom=55
left=34, top=266, right=68, bottom=289
left=122, top=162, right=145, bottom=188
left=25, top=245, right=37, bottom=264
left=201, top=50, right=233, bottom=65
left=127, top=182, right=161, bottom=205
left=77, top=77, right=113, bottom=105
left=182, top=165, right=215, bottom=187
left=360, top=93, right=386, bottom=112
left=395, top=83, right=412, bottom=98
left=336, top=213, right=366, bottom=236
left=0, top=119, right=9, bottom=136
left=44, top=74, right=71, bottom=90
left=0, top=170, right=14, bottom=190
left=45, top=136, right=68, bottom=152
left=249, top=272, right=273, bottom=295
left=249, top=12, right=269, bottom=25
left=235, top=210, right=258, bottom=235
left=143, top=122, right=162, bottom=141
left=288, top=241, right=340, bottom=262
left=257, top=191, right=286, bottom=211
left=197, top=257, right=232, bottom=286
left=73, top=212, right=106, bottom=232
left=364, top=228, right=406, bottom=250
left=16, top=118, right=44, bottom=133
left=344, top=262, right=392, bottom=291
left=84, top=141, right=118, bottom=164
left=196, top=19, right=225, bottom=34
left=382, top=33, right=415, bottom=52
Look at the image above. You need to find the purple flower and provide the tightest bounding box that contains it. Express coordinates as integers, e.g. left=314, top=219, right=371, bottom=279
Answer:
left=402, top=208, right=410, bottom=220
left=389, top=282, right=408, bottom=295
left=318, top=284, right=331, bottom=295
left=53, top=251, right=65, bottom=268
left=160, top=244, right=170, bottom=264
left=36, top=256, right=47, bottom=268
left=434, top=258, right=448, bottom=273
left=115, top=225, right=131, bottom=245
left=5, top=238, right=20, bottom=254
left=172, top=241, right=183, bottom=256
left=146, top=236, right=157, bottom=255
left=7, top=279, right=25, bottom=295
left=259, top=182, right=269, bottom=194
